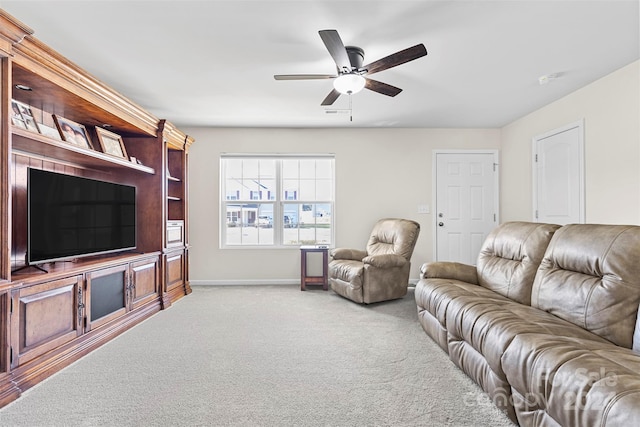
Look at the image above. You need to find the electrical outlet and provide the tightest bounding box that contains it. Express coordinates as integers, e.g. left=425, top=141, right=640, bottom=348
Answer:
left=418, top=204, right=430, bottom=214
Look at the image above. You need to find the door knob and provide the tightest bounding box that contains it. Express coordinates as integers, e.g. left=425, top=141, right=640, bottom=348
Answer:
left=438, top=222, right=444, bottom=227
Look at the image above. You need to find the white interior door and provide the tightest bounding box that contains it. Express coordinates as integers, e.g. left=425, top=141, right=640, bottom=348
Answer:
left=434, top=151, right=499, bottom=264
left=533, top=121, right=584, bottom=225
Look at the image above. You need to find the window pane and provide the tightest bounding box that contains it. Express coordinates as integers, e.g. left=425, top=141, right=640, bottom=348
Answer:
left=316, top=160, right=332, bottom=179
left=283, top=179, right=299, bottom=200
left=222, top=156, right=333, bottom=248
left=225, top=203, right=273, bottom=245
left=316, top=179, right=332, bottom=200
left=282, top=203, right=331, bottom=245
left=258, top=178, right=275, bottom=200
left=259, top=159, right=276, bottom=179
left=242, top=179, right=258, bottom=200
left=226, top=159, right=243, bottom=178
left=299, top=159, right=315, bottom=179
left=299, top=179, right=315, bottom=200
left=243, top=159, right=259, bottom=178
left=282, top=159, right=298, bottom=179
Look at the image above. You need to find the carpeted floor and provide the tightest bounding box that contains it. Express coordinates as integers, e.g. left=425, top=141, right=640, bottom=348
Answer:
left=0, top=285, right=514, bottom=427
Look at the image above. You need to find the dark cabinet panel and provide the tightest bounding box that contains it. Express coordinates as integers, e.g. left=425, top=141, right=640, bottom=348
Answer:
left=11, top=276, right=83, bottom=367
left=86, top=265, right=127, bottom=332
left=131, top=256, right=160, bottom=309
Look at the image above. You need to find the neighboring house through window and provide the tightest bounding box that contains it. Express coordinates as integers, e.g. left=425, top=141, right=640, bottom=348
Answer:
left=221, top=154, right=334, bottom=247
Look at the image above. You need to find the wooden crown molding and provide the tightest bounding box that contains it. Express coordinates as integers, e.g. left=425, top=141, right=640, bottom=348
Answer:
left=0, top=10, right=33, bottom=57
left=159, top=119, right=190, bottom=150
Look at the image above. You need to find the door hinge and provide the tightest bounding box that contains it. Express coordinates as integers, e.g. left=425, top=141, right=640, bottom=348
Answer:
left=10, top=297, right=13, bottom=314
left=535, top=154, right=538, bottom=162
left=494, top=214, right=496, bottom=222
left=535, top=210, right=539, bottom=219
left=493, top=163, right=499, bottom=172
left=10, top=346, right=13, bottom=365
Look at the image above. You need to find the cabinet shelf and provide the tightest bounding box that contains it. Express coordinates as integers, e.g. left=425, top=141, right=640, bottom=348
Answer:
left=167, top=196, right=182, bottom=201
left=12, top=127, right=155, bottom=174
left=167, top=175, right=181, bottom=182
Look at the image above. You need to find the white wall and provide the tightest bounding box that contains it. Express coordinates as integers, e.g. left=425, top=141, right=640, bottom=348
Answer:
left=501, top=60, right=640, bottom=224
left=185, top=128, right=500, bottom=284
left=186, top=60, right=639, bottom=284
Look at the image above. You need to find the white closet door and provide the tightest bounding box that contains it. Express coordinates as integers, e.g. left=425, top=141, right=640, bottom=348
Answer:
left=533, top=121, right=584, bottom=225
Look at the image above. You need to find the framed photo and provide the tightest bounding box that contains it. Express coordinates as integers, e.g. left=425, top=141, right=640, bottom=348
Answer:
left=38, top=123, right=62, bottom=140
left=95, top=127, right=128, bottom=159
left=53, top=115, right=92, bottom=149
left=12, top=100, right=40, bottom=133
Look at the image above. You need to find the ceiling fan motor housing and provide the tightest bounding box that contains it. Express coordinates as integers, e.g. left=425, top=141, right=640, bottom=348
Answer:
left=345, top=46, right=364, bottom=71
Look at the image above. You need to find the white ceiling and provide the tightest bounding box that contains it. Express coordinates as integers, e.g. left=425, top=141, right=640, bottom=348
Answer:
left=3, top=0, right=639, bottom=129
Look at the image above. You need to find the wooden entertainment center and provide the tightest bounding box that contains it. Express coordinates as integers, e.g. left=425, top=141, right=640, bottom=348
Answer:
left=0, top=11, right=193, bottom=406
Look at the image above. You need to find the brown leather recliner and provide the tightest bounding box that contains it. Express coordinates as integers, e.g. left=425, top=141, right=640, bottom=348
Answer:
left=329, top=218, right=420, bottom=304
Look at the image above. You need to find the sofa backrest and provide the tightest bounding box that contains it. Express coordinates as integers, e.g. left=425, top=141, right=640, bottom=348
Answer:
left=476, top=222, right=561, bottom=305
left=366, top=218, right=420, bottom=260
left=531, top=224, right=640, bottom=349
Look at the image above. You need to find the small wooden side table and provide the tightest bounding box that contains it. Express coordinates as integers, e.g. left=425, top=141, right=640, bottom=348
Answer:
left=300, top=245, right=329, bottom=291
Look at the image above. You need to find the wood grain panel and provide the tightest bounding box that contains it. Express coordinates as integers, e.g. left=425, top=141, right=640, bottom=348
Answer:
left=165, top=252, right=184, bottom=291
left=131, top=257, right=159, bottom=306
left=12, top=275, right=82, bottom=366
left=22, top=286, right=75, bottom=349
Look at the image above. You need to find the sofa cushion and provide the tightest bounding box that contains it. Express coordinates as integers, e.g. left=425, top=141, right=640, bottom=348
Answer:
left=444, top=296, right=612, bottom=423
left=502, top=333, right=640, bottom=427
left=531, top=224, right=640, bottom=348
left=415, top=278, right=511, bottom=352
left=445, top=297, right=610, bottom=382
left=416, top=278, right=511, bottom=328
left=366, top=218, right=420, bottom=260
left=476, top=221, right=560, bottom=305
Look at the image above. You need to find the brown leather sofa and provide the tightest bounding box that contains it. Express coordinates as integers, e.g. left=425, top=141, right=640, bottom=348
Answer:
left=415, top=221, right=640, bottom=426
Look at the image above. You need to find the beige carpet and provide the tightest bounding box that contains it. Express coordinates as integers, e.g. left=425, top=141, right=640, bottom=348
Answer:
left=0, top=286, right=514, bottom=427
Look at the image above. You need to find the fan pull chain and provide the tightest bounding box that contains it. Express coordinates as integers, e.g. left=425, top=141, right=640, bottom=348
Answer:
left=349, top=92, right=353, bottom=122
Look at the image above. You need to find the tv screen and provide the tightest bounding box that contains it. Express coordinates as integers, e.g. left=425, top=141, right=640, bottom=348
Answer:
left=28, top=168, right=136, bottom=265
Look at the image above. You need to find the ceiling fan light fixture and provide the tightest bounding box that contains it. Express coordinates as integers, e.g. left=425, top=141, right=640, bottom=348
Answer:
left=333, top=74, right=366, bottom=94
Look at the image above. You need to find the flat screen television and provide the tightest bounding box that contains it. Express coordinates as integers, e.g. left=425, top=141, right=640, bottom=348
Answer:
left=28, top=168, right=136, bottom=265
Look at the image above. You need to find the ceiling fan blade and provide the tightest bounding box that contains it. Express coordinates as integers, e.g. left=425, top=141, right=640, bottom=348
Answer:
left=321, top=89, right=341, bottom=106
left=319, top=30, right=351, bottom=72
left=362, top=44, right=427, bottom=75
left=274, top=74, right=337, bottom=80
left=365, top=78, right=403, bottom=97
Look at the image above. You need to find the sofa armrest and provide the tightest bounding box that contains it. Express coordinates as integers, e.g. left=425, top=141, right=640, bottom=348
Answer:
left=330, top=248, right=367, bottom=262
left=363, top=254, right=407, bottom=268
left=420, top=261, right=479, bottom=285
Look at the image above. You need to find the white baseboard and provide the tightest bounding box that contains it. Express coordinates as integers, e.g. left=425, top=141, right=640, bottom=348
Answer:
left=191, top=278, right=420, bottom=286
left=190, top=279, right=300, bottom=286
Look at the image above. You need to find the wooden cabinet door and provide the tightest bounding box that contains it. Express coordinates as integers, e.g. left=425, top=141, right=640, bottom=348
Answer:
left=130, top=256, right=159, bottom=309
left=10, top=276, right=83, bottom=368
left=165, top=250, right=185, bottom=293
left=85, top=265, right=127, bottom=332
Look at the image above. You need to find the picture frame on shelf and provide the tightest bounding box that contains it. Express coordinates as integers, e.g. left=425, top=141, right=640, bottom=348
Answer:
left=53, top=115, right=92, bottom=149
left=38, top=122, right=63, bottom=140
left=12, top=100, right=40, bottom=133
left=31, top=109, right=62, bottom=141
left=95, top=126, right=128, bottom=160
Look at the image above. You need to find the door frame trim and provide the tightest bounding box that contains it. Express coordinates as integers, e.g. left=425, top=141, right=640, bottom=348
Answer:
left=432, top=149, right=500, bottom=262
left=532, top=119, right=585, bottom=224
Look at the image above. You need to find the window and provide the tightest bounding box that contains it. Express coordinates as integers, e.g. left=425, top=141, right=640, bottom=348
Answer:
left=221, top=155, right=334, bottom=247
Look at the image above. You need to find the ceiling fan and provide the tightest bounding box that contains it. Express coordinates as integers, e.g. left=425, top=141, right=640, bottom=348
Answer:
left=274, top=29, right=427, bottom=106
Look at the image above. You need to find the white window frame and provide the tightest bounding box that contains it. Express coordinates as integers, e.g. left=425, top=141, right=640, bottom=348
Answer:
left=220, top=153, right=335, bottom=249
